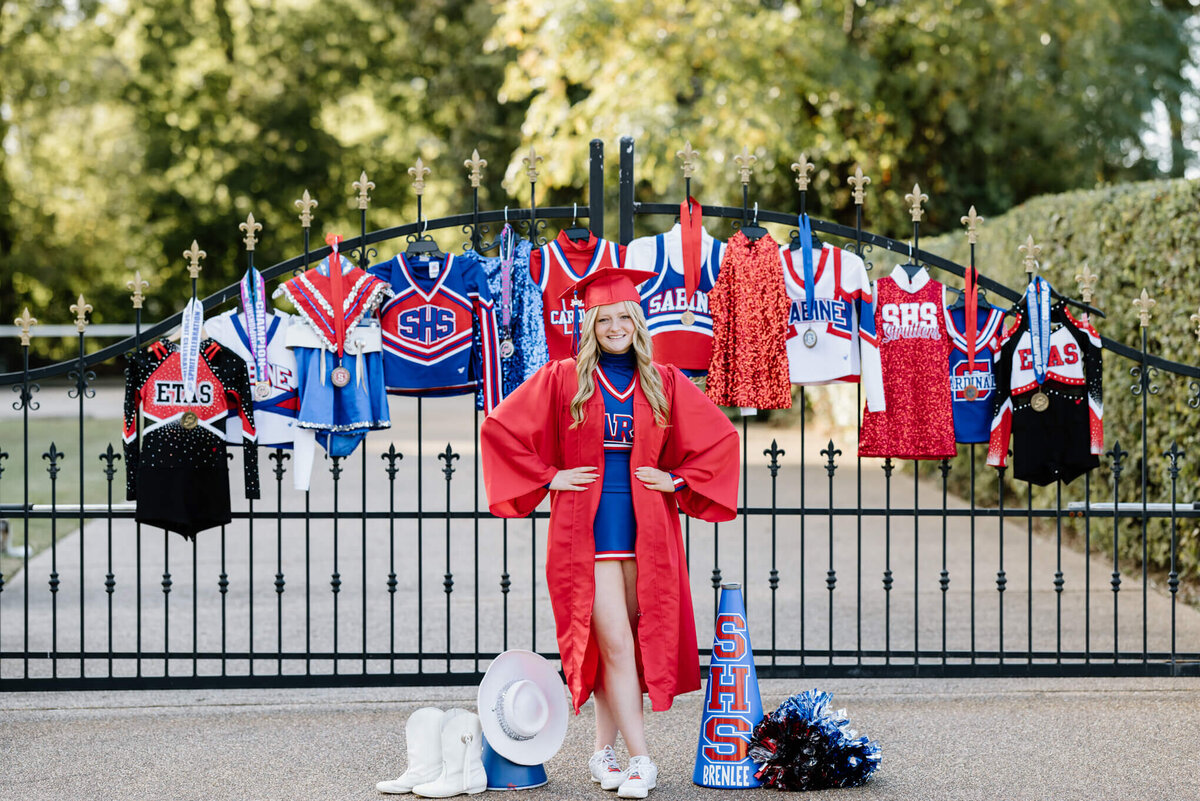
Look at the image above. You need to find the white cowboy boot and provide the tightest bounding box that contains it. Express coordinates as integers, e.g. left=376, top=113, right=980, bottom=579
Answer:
left=412, top=712, right=487, bottom=797
left=376, top=707, right=447, bottom=794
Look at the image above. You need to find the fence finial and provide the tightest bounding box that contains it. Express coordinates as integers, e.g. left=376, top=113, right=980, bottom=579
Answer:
left=353, top=171, right=375, bottom=210
left=734, top=145, right=756, bottom=185
left=848, top=166, right=870, bottom=206
left=1074, top=263, right=1099, bottom=306
left=522, top=145, right=542, bottom=183
left=1190, top=306, right=1200, bottom=342
left=408, top=158, right=431, bottom=196
left=127, top=271, right=149, bottom=310
left=960, top=206, right=983, bottom=245
left=1133, top=288, right=1156, bottom=328
left=905, top=182, right=928, bottom=222
left=14, top=307, right=37, bottom=346
left=790, top=154, right=814, bottom=192
left=70, top=294, right=92, bottom=333
left=294, top=190, right=318, bottom=229
left=677, top=141, right=700, bottom=180
left=239, top=213, right=262, bottom=252
left=183, top=240, right=206, bottom=278
left=464, top=149, right=487, bottom=188
left=1019, top=235, right=1042, bottom=275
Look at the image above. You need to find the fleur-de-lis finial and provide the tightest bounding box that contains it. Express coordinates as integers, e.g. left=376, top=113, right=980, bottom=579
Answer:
left=905, top=182, right=928, bottom=222
left=408, top=158, right=431, bottom=196
left=1074, top=263, right=1099, bottom=306
left=294, top=190, right=318, bottom=229
left=1019, top=235, right=1042, bottom=274
left=677, top=141, right=701, bottom=180
left=239, top=213, right=262, bottom=252
left=960, top=206, right=984, bottom=245
left=14, top=307, right=37, bottom=347
left=522, top=145, right=542, bottom=183
left=791, top=153, right=815, bottom=191
left=848, top=166, right=871, bottom=206
left=70, top=294, right=92, bottom=333
left=464, top=149, right=487, bottom=188
left=1190, top=306, right=1200, bottom=343
left=1132, top=288, right=1156, bottom=328
left=182, top=240, right=206, bottom=278
left=127, top=271, right=149, bottom=310
left=734, top=145, right=756, bottom=185
left=353, top=171, right=375, bottom=210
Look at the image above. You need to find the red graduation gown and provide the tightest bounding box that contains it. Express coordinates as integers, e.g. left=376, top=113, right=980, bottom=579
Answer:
left=481, top=358, right=740, bottom=713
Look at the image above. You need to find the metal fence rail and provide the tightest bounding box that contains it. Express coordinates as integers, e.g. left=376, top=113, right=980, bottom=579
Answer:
left=1, top=138, right=1197, bottom=691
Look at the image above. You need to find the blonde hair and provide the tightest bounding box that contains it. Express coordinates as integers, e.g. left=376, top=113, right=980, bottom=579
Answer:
left=569, top=301, right=669, bottom=429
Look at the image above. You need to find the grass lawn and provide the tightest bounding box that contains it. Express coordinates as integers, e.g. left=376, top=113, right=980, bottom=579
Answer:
left=0, top=416, right=127, bottom=580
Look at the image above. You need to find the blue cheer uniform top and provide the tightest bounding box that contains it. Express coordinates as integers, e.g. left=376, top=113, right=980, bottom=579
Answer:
left=593, top=349, right=638, bottom=559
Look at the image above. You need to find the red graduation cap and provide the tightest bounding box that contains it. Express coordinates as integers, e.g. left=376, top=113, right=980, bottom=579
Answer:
left=557, top=267, right=658, bottom=312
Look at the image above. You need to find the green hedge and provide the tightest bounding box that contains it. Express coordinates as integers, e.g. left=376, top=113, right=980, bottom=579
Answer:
left=919, top=177, right=1200, bottom=593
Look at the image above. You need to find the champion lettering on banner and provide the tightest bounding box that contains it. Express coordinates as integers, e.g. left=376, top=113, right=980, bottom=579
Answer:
left=694, top=583, right=764, bottom=789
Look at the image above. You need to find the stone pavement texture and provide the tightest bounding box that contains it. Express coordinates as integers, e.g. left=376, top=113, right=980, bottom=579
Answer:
left=3, top=677, right=1200, bottom=801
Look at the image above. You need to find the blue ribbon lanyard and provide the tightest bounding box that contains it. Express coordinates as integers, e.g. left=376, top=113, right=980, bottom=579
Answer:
left=799, top=214, right=815, bottom=320
left=1026, top=277, right=1052, bottom=385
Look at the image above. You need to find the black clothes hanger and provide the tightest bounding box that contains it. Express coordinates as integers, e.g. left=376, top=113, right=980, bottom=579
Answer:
left=899, top=241, right=923, bottom=280
left=949, top=286, right=989, bottom=311
left=741, top=202, right=768, bottom=241
left=561, top=203, right=592, bottom=242
left=789, top=213, right=822, bottom=252
left=406, top=219, right=446, bottom=260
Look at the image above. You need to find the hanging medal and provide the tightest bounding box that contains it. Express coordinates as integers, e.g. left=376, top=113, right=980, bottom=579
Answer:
left=1026, top=275, right=1051, bottom=412
left=679, top=197, right=702, bottom=327
left=963, top=266, right=980, bottom=401
left=179, top=296, right=205, bottom=429
left=240, top=265, right=272, bottom=400
left=326, top=233, right=352, bottom=388
left=498, top=223, right=516, bottom=359
left=799, top=214, right=818, bottom=348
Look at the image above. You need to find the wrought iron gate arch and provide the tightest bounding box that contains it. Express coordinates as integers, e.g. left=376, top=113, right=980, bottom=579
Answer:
left=1, top=137, right=1197, bottom=690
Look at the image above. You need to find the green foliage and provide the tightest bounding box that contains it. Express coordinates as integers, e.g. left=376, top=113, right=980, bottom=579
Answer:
left=925, top=177, right=1200, bottom=591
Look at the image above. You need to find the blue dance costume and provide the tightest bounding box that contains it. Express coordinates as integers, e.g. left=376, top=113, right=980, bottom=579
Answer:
left=594, top=349, right=638, bottom=560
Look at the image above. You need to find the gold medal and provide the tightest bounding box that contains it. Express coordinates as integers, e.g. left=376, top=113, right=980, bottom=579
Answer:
left=181, top=411, right=199, bottom=430
left=254, top=381, right=271, bottom=400
left=1030, top=390, right=1050, bottom=412
left=803, top=329, right=818, bottom=348
left=331, top=365, right=351, bottom=387
left=681, top=310, right=696, bottom=326
left=964, top=384, right=979, bottom=401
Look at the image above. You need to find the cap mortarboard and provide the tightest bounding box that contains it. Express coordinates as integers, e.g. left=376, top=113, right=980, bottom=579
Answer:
left=557, top=267, right=658, bottom=311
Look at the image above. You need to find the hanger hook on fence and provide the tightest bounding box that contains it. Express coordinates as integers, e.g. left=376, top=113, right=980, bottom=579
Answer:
left=753, top=202, right=759, bottom=226
left=504, top=205, right=509, bottom=223
left=572, top=202, right=578, bottom=226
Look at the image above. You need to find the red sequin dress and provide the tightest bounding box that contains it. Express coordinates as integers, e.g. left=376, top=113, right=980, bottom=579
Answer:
left=705, top=231, right=792, bottom=409
left=858, top=266, right=956, bottom=459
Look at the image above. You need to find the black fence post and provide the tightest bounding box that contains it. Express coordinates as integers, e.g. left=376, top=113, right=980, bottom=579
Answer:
left=589, top=138, right=604, bottom=238
left=619, top=136, right=635, bottom=245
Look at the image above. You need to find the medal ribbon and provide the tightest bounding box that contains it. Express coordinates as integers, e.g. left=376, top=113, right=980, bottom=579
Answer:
left=179, top=296, right=205, bottom=402
left=240, top=266, right=268, bottom=383
left=965, top=266, right=979, bottom=375
left=1026, top=276, right=1051, bottom=386
left=326, top=233, right=347, bottom=360
left=500, top=223, right=515, bottom=328
left=799, top=214, right=816, bottom=321
left=680, top=197, right=702, bottom=308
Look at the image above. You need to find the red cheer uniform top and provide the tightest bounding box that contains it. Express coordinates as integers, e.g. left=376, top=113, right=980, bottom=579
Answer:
left=530, top=231, right=624, bottom=361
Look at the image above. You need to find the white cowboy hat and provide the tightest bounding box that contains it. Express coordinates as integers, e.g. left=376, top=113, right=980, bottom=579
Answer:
left=477, top=649, right=569, bottom=766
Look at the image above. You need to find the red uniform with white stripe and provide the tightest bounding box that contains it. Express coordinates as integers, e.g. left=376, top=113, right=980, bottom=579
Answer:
left=530, top=231, right=625, bottom=361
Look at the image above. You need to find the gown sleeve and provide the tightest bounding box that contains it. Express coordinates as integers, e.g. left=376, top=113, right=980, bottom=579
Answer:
left=657, top=366, right=740, bottom=522
left=480, top=360, right=569, bottom=517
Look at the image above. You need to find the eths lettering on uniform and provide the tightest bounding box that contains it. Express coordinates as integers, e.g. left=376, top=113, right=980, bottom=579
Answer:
left=154, top=381, right=214, bottom=405
left=1017, top=342, right=1080, bottom=371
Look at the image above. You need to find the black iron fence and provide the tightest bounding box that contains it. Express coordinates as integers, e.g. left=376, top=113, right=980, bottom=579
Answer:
left=1, top=138, right=1197, bottom=691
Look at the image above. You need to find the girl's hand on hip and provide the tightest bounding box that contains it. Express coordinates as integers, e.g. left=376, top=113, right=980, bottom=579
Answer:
left=635, top=466, right=675, bottom=493
left=550, top=466, right=598, bottom=491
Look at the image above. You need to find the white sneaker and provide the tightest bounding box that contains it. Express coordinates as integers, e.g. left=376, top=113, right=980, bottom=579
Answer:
left=617, top=755, right=657, bottom=799
left=589, top=745, right=628, bottom=791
